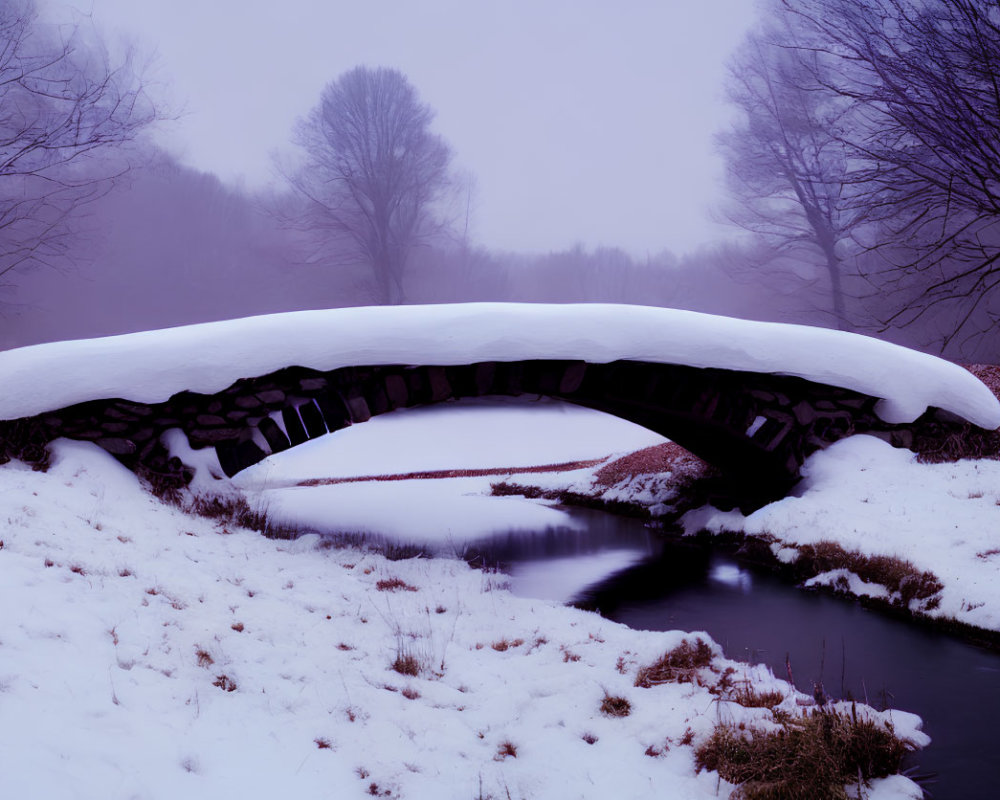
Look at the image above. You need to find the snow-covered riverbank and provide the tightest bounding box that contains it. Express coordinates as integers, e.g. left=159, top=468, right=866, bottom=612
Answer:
left=499, top=428, right=1000, bottom=638
left=1, top=414, right=928, bottom=798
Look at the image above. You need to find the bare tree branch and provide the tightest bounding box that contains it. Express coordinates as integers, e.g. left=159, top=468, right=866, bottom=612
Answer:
left=780, top=0, right=1000, bottom=349
left=0, top=0, right=157, bottom=289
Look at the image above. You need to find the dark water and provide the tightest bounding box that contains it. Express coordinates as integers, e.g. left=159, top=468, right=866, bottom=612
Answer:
left=485, top=509, right=1000, bottom=800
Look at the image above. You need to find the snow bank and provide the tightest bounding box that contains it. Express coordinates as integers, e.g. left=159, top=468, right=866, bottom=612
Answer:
left=0, top=440, right=926, bottom=800
left=1, top=303, right=996, bottom=428
left=684, top=435, right=1000, bottom=631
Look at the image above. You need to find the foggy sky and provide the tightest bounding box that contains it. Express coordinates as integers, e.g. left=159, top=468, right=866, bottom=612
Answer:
left=41, top=0, right=757, bottom=256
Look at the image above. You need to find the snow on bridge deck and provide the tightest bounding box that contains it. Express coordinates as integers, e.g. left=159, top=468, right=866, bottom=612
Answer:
left=0, top=303, right=997, bottom=429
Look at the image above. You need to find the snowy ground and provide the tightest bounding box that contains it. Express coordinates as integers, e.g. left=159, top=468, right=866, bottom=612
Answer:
left=683, top=435, right=1000, bottom=632
left=0, top=400, right=930, bottom=799
left=499, top=430, right=1000, bottom=635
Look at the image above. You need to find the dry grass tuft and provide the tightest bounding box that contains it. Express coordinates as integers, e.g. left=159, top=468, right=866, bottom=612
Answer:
left=599, top=693, right=632, bottom=717
left=195, top=648, right=214, bottom=668
left=494, top=740, right=518, bottom=760
left=795, top=541, right=943, bottom=607
left=490, top=638, right=524, bottom=652
left=391, top=653, right=421, bottom=677
left=375, top=577, right=418, bottom=592
left=212, top=674, right=237, bottom=692
left=184, top=493, right=301, bottom=539
left=728, top=685, right=787, bottom=709
left=635, top=638, right=715, bottom=688
left=695, top=705, right=911, bottom=800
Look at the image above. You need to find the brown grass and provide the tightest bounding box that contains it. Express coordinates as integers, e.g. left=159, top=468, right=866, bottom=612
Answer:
left=594, top=442, right=713, bottom=487
left=494, top=740, right=518, bottom=760
left=491, top=638, right=524, bottom=652
left=635, top=638, right=715, bottom=688
left=728, top=685, right=786, bottom=710
left=375, top=577, right=418, bottom=592
left=183, top=493, right=301, bottom=539
left=599, top=693, right=632, bottom=717
left=795, top=541, right=943, bottom=607
left=391, top=653, right=420, bottom=677
left=695, top=706, right=910, bottom=800
left=212, top=674, right=237, bottom=692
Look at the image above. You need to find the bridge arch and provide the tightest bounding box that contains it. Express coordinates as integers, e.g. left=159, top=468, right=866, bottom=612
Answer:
left=193, top=358, right=894, bottom=500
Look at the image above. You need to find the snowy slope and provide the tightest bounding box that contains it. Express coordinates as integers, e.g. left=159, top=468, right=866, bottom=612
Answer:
left=0, top=441, right=928, bottom=800
left=0, top=303, right=996, bottom=427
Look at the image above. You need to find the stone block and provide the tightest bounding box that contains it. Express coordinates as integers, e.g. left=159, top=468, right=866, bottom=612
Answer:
left=403, top=368, right=431, bottom=404
left=281, top=406, right=309, bottom=446
left=559, top=362, right=587, bottom=394
left=316, top=394, right=351, bottom=431
left=257, top=389, right=286, bottom=405
left=298, top=401, right=327, bottom=439
left=383, top=374, right=409, bottom=408
left=257, top=417, right=290, bottom=452
left=426, top=366, right=452, bottom=403
left=96, top=437, right=136, bottom=455
left=364, top=383, right=391, bottom=416
left=195, top=414, right=228, bottom=427
left=235, top=395, right=263, bottom=409
left=343, top=393, right=371, bottom=423
left=187, top=428, right=241, bottom=446
left=471, top=362, right=496, bottom=396
left=299, top=377, right=328, bottom=392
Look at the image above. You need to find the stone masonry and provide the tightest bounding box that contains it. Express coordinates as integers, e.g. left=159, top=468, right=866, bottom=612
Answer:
left=0, top=359, right=974, bottom=500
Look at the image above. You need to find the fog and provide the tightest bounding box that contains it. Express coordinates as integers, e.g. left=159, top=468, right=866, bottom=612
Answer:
left=4, top=1, right=998, bottom=366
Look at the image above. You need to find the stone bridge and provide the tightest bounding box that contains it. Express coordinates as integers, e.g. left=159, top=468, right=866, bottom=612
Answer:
left=0, top=304, right=996, bottom=505
left=0, top=357, right=963, bottom=501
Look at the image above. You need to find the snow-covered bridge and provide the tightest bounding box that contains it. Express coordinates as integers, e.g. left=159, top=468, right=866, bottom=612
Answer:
left=0, top=304, right=997, bottom=501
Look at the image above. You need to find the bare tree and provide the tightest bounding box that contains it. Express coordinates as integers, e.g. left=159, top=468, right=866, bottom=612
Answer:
left=781, top=0, right=1000, bottom=348
left=718, top=24, right=862, bottom=330
left=287, top=66, right=453, bottom=304
left=0, top=0, right=156, bottom=289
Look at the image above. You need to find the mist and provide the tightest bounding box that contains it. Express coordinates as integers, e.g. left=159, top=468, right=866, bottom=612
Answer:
left=4, top=0, right=999, bottom=366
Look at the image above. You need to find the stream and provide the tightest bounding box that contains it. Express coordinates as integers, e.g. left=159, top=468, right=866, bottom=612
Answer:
left=488, top=508, right=1000, bottom=800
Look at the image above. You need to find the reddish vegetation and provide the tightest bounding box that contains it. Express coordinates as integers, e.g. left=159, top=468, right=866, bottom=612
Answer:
left=966, top=364, right=1000, bottom=400
left=913, top=364, right=1000, bottom=463
left=594, top=442, right=712, bottom=487
left=375, top=577, right=418, bottom=592
left=297, top=459, right=605, bottom=487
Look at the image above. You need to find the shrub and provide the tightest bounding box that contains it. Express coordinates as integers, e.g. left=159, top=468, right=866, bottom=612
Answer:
left=635, top=638, right=715, bottom=688
left=695, top=706, right=910, bottom=800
